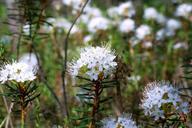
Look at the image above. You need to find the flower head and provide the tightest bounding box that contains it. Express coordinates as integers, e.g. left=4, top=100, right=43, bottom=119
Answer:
left=102, top=116, right=137, bottom=128
left=175, top=3, right=192, bottom=19
left=0, top=61, right=36, bottom=83
left=166, top=19, right=181, bottom=31
left=78, top=6, right=102, bottom=24
left=19, top=53, right=38, bottom=73
left=144, top=7, right=158, bottom=20
left=135, top=25, right=151, bottom=40
left=62, top=0, right=88, bottom=11
left=69, top=46, right=117, bottom=81
left=118, top=1, right=135, bottom=17
left=107, top=7, right=119, bottom=18
left=119, top=18, right=135, bottom=33
left=88, top=17, right=110, bottom=33
left=143, top=7, right=166, bottom=24
left=140, top=81, right=189, bottom=120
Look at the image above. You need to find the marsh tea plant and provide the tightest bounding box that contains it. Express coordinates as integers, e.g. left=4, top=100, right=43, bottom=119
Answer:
left=69, top=46, right=117, bottom=127
left=0, top=61, right=39, bottom=127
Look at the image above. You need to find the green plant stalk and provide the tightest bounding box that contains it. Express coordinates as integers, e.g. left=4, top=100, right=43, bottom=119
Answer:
left=21, top=107, right=25, bottom=128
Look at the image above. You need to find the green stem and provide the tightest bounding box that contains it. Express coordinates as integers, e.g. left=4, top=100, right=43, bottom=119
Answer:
left=21, top=108, right=25, bottom=128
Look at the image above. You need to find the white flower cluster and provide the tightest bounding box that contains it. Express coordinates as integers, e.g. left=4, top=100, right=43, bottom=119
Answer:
left=44, top=18, right=80, bottom=34
left=141, top=81, right=189, bottom=120
left=118, top=1, right=136, bottom=17
left=62, top=0, right=88, bottom=11
left=144, top=7, right=158, bottom=20
left=166, top=19, right=181, bottom=32
left=119, top=18, right=135, bottom=33
left=79, top=6, right=102, bottom=24
left=156, top=19, right=181, bottom=40
left=44, top=0, right=189, bottom=49
left=136, top=25, right=151, bottom=40
left=102, top=116, right=137, bottom=128
left=0, top=61, right=36, bottom=83
left=107, top=7, right=119, bottom=19
left=88, top=17, right=110, bottom=33
left=144, top=7, right=166, bottom=24
left=175, top=3, right=192, bottom=19
left=23, top=24, right=32, bottom=36
left=69, top=46, right=117, bottom=81
left=19, top=53, right=38, bottom=73
left=173, top=42, right=188, bottom=50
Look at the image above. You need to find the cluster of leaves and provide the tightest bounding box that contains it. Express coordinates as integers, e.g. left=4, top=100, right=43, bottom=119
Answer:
left=4, top=81, right=40, bottom=112
left=72, top=77, right=117, bottom=127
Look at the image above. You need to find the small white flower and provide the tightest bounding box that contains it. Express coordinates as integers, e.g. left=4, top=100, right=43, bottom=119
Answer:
left=156, top=29, right=166, bottom=40
left=143, top=41, right=152, bottom=48
left=43, top=18, right=55, bottom=32
left=116, top=116, right=137, bottom=128
left=156, top=14, right=167, bottom=25
left=175, top=3, right=192, bottom=18
left=102, top=118, right=116, bottom=128
left=23, top=24, right=30, bottom=36
left=88, top=17, right=110, bottom=33
left=135, top=25, right=151, bottom=40
left=127, top=75, right=141, bottom=81
left=62, top=0, right=73, bottom=6
left=78, top=6, right=102, bottom=24
left=119, top=18, right=135, bottom=33
left=129, top=37, right=140, bottom=47
left=118, top=1, right=135, bottom=17
left=140, top=81, right=189, bottom=120
left=166, top=19, right=181, bottom=31
left=0, top=61, right=36, bottom=83
left=144, top=7, right=158, bottom=20
left=62, top=0, right=89, bottom=11
left=83, top=35, right=93, bottom=43
left=69, top=46, right=117, bottom=81
left=173, top=42, right=188, bottom=50
left=102, top=116, right=137, bottom=128
left=19, top=53, right=38, bottom=73
left=50, top=18, right=80, bottom=34
left=84, top=6, right=102, bottom=18
left=107, top=7, right=119, bottom=18
left=178, top=102, right=189, bottom=114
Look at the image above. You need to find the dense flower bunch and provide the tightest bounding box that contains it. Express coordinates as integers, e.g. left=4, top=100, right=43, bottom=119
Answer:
left=69, top=46, right=117, bottom=80
left=175, top=3, right=192, bottom=19
left=88, top=17, right=110, bottom=33
left=0, top=61, right=36, bottom=83
left=135, top=25, right=151, bottom=40
left=117, top=1, right=135, bottom=17
left=44, top=1, right=192, bottom=49
left=102, top=116, right=137, bottom=128
left=119, top=18, right=135, bottom=33
left=44, top=18, right=80, bottom=34
left=140, top=81, right=189, bottom=120
left=144, top=7, right=166, bottom=24
left=62, top=0, right=87, bottom=11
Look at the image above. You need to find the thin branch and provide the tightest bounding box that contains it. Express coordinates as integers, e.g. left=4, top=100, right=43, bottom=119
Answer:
left=61, top=0, right=90, bottom=118
left=17, top=0, right=62, bottom=108
left=0, top=87, right=13, bottom=128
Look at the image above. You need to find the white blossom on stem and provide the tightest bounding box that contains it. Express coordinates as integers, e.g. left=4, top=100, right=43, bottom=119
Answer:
left=102, top=116, right=137, bottom=128
left=0, top=61, right=36, bottom=83
left=140, top=81, right=189, bottom=120
left=69, top=46, right=117, bottom=81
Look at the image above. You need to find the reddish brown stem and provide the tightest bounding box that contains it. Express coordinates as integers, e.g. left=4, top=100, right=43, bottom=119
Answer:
left=89, top=81, right=101, bottom=128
